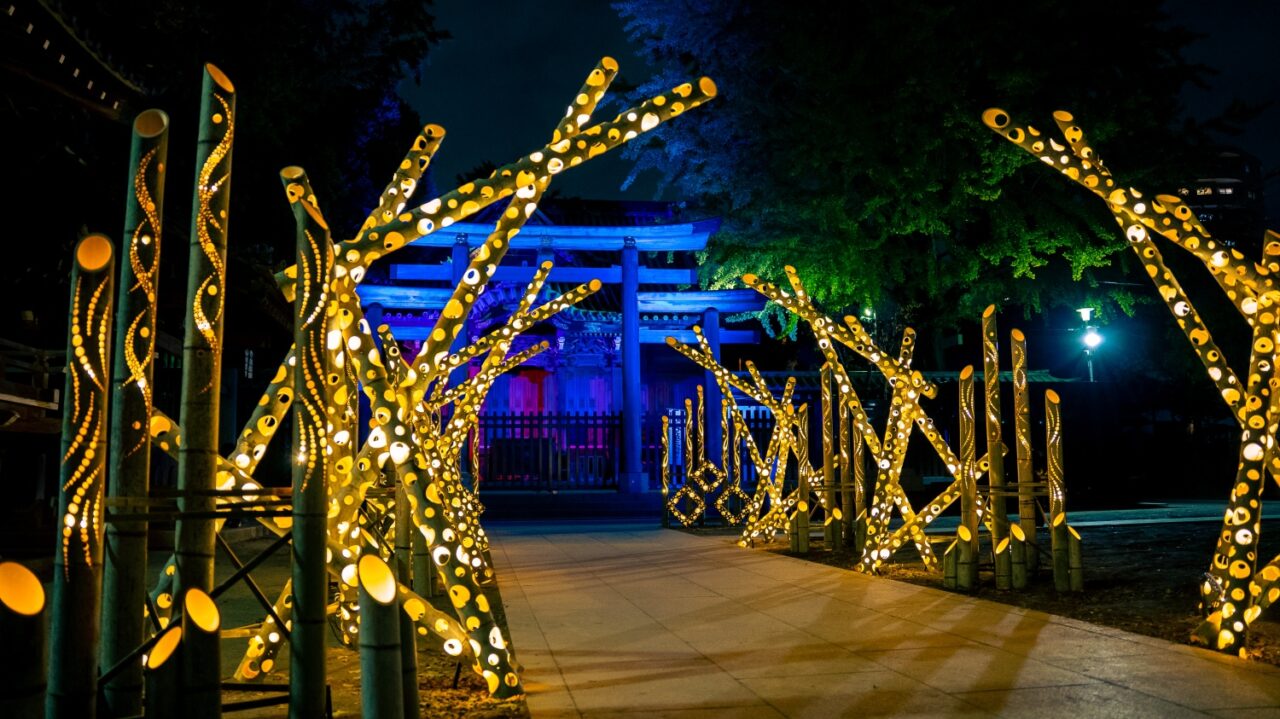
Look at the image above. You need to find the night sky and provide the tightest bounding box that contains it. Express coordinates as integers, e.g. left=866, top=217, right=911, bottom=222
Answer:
left=398, top=1, right=661, bottom=202
left=402, top=1, right=1279, bottom=220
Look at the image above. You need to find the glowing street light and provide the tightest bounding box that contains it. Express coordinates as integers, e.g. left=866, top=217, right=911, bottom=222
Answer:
left=1083, top=328, right=1103, bottom=349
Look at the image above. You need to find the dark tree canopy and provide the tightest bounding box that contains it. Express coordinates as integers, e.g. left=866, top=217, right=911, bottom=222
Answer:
left=613, top=0, right=1210, bottom=331
left=1, top=0, right=446, bottom=345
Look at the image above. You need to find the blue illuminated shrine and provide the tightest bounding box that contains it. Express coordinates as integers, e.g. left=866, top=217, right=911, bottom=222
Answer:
left=360, top=200, right=765, bottom=491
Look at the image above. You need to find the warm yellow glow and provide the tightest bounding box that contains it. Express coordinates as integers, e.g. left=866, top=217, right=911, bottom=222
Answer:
left=76, top=234, right=113, bottom=272
left=184, top=588, right=221, bottom=633
left=134, top=108, right=168, bottom=138
left=0, top=561, right=44, bottom=616
left=358, top=554, right=397, bottom=606
left=147, top=626, right=183, bottom=670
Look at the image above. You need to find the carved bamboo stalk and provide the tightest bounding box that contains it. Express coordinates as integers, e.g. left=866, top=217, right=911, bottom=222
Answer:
left=285, top=165, right=334, bottom=717
left=983, top=306, right=1010, bottom=589
left=1046, top=390, right=1070, bottom=592
left=958, top=366, right=979, bottom=590
left=1010, top=328, right=1038, bottom=573
left=49, top=233, right=114, bottom=719
left=175, top=64, right=235, bottom=598
left=102, top=107, right=168, bottom=717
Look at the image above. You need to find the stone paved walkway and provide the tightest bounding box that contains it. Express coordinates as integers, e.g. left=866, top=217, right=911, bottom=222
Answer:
left=488, top=521, right=1280, bottom=718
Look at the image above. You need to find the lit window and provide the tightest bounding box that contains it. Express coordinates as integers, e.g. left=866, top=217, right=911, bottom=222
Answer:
left=1196, top=187, right=1212, bottom=196
left=1219, top=187, right=1233, bottom=195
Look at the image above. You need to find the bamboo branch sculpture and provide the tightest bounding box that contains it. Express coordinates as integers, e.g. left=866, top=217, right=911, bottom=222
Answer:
left=48, top=56, right=716, bottom=715
left=663, top=270, right=1078, bottom=593
left=984, top=106, right=1280, bottom=654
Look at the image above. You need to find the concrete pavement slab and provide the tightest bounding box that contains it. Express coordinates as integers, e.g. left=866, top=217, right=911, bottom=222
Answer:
left=488, top=522, right=1280, bottom=718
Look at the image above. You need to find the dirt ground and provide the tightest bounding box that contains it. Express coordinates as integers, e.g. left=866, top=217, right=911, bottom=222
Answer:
left=693, top=518, right=1280, bottom=667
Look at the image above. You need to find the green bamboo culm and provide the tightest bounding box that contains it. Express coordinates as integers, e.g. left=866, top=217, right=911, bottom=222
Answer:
left=0, top=561, right=47, bottom=719
left=957, top=365, right=979, bottom=591
left=101, top=107, right=169, bottom=717
left=48, top=233, right=116, bottom=719
left=283, top=166, right=333, bottom=718
left=174, top=63, right=235, bottom=599
left=394, top=484, right=420, bottom=719
left=144, top=625, right=183, bottom=718
left=1046, top=390, right=1071, bottom=592
left=181, top=588, right=223, bottom=717
left=359, top=554, right=406, bottom=719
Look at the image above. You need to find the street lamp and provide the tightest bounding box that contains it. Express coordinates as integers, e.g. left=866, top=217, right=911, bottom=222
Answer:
left=1077, top=307, right=1101, bottom=382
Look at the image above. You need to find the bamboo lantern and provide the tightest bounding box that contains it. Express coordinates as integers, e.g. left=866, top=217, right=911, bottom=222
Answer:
left=102, top=107, right=169, bottom=717
left=175, top=63, right=236, bottom=598
left=957, top=366, right=979, bottom=591
left=48, top=233, right=115, bottom=719
left=394, top=484, right=419, bottom=719
left=1010, top=328, right=1039, bottom=572
left=821, top=363, right=841, bottom=550
left=982, top=306, right=1011, bottom=589
left=284, top=166, right=334, bottom=717
left=359, top=555, right=405, bottom=719
left=144, top=625, right=183, bottom=718
left=181, top=588, right=222, bottom=716
left=1, top=561, right=46, bottom=719
left=1046, top=390, right=1070, bottom=592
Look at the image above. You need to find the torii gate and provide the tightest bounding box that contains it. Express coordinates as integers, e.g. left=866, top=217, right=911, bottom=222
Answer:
left=360, top=218, right=765, bottom=491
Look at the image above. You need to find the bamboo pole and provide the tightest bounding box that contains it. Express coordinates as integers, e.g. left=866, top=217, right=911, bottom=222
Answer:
left=49, top=233, right=115, bottom=719
left=144, top=626, right=183, bottom=718
left=394, top=483, right=419, bottom=719
left=359, top=555, right=405, bottom=719
left=943, top=540, right=958, bottom=590
left=1010, top=328, right=1038, bottom=572
left=284, top=166, right=334, bottom=718
left=175, top=64, right=236, bottom=598
left=957, top=366, right=979, bottom=591
left=821, top=363, right=841, bottom=550
left=0, top=561, right=46, bottom=719
left=1010, top=523, right=1028, bottom=589
left=1046, top=390, right=1070, bottom=592
left=851, top=413, right=867, bottom=550
left=792, top=405, right=811, bottom=553
left=838, top=393, right=854, bottom=546
left=181, top=588, right=222, bottom=717
left=983, top=306, right=1010, bottom=590
left=1068, top=526, right=1084, bottom=592
left=102, top=107, right=169, bottom=717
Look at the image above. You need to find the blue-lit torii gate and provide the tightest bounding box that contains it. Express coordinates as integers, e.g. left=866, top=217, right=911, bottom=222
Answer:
left=360, top=217, right=765, bottom=491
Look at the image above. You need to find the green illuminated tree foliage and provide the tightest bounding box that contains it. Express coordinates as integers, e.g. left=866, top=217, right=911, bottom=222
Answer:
left=614, top=0, right=1208, bottom=329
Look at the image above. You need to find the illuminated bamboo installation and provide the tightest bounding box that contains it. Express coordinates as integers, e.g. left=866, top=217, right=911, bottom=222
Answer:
left=285, top=166, right=333, bottom=717
left=49, top=233, right=114, bottom=719
left=1010, top=328, right=1039, bottom=573
left=983, top=107, right=1280, bottom=652
left=821, top=364, right=842, bottom=550
left=102, top=108, right=169, bottom=717
left=983, top=307, right=1012, bottom=589
left=958, top=366, right=980, bottom=590
left=175, top=63, right=236, bottom=600
left=180, top=588, right=222, bottom=718
left=143, top=626, right=182, bottom=719
left=48, top=56, right=716, bottom=712
left=0, top=561, right=46, bottom=719
left=359, top=555, right=404, bottom=719
left=664, top=269, right=1078, bottom=593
